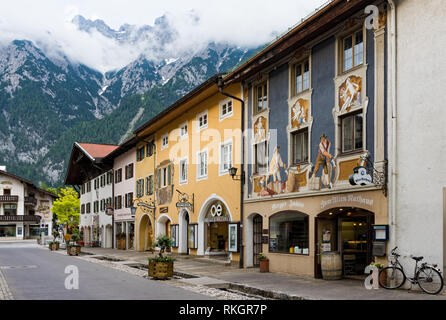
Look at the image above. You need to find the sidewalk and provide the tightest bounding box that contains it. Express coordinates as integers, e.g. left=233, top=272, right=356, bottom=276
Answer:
left=79, top=247, right=446, bottom=300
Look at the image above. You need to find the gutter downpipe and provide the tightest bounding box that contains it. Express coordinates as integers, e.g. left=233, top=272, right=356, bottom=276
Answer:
left=217, top=77, right=245, bottom=269
left=387, top=0, right=397, bottom=255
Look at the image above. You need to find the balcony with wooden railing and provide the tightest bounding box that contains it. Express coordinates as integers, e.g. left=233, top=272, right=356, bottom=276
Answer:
left=0, top=215, right=41, bottom=223
left=0, top=195, right=19, bottom=203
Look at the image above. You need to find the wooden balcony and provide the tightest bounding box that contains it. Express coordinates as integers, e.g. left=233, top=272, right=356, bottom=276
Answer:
left=24, top=196, right=37, bottom=206
left=0, top=195, right=19, bottom=203
left=0, top=215, right=41, bottom=223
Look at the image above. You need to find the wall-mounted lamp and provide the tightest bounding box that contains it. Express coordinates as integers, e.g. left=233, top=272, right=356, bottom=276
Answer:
left=228, top=167, right=244, bottom=183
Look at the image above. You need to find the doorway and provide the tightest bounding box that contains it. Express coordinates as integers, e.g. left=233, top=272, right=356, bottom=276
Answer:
left=253, top=215, right=263, bottom=266
left=315, top=208, right=374, bottom=279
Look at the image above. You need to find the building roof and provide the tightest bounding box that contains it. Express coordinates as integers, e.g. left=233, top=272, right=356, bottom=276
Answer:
left=64, top=142, right=118, bottom=185
left=223, top=0, right=377, bottom=84
left=102, top=135, right=140, bottom=161
left=76, top=143, right=119, bottom=161
left=0, top=170, right=58, bottom=198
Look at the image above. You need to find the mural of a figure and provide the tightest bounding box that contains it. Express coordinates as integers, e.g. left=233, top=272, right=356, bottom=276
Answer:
left=268, top=146, right=287, bottom=194
left=254, top=117, right=267, bottom=143
left=340, top=77, right=361, bottom=113
left=310, top=134, right=335, bottom=189
left=292, top=100, right=306, bottom=126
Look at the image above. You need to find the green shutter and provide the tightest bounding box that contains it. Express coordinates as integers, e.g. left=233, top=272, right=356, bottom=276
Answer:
left=168, top=165, right=171, bottom=185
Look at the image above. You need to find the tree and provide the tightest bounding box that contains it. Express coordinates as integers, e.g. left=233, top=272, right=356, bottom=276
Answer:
left=52, top=187, right=80, bottom=226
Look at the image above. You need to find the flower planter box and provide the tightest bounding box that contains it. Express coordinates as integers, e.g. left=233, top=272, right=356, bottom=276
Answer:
left=148, top=260, right=174, bottom=280
left=259, top=259, right=269, bottom=273
left=77, top=241, right=84, bottom=247
left=49, top=243, right=59, bottom=251
left=67, top=246, right=81, bottom=256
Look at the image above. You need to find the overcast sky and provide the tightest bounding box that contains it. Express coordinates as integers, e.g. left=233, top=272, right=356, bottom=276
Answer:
left=0, top=0, right=328, bottom=72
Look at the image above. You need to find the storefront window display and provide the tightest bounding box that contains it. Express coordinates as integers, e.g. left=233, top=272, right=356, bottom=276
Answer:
left=0, top=225, right=16, bottom=237
left=188, top=224, right=198, bottom=249
left=171, top=224, right=179, bottom=247
left=269, top=211, right=309, bottom=254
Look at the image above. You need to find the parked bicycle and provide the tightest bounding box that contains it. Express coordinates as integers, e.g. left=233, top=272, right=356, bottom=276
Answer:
left=378, top=247, right=444, bottom=295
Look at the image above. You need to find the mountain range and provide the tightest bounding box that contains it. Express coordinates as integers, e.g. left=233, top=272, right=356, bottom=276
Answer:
left=0, top=15, right=259, bottom=186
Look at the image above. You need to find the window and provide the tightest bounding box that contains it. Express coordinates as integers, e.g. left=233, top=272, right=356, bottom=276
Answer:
left=81, top=184, right=85, bottom=194
left=114, top=196, right=122, bottom=210
left=188, top=224, right=198, bottom=249
left=86, top=181, right=91, bottom=192
left=161, top=134, right=169, bottom=150
left=94, top=201, right=99, bottom=213
left=179, top=158, right=188, bottom=185
left=342, top=30, right=364, bottom=72
left=269, top=211, right=309, bottom=254
left=197, top=150, right=208, bottom=180
left=125, top=164, right=134, bottom=180
left=86, top=202, right=91, bottom=213
left=341, top=112, right=363, bottom=153
left=294, top=59, right=310, bottom=94
left=255, top=82, right=268, bottom=112
left=136, top=179, right=144, bottom=198
left=4, top=204, right=17, bottom=216
left=228, top=223, right=239, bottom=252
left=107, top=172, right=113, bottom=184
left=220, top=99, right=233, bottom=120
left=179, top=122, right=188, bottom=140
left=254, top=141, right=268, bottom=174
left=3, top=189, right=11, bottom=195
left=81, top=204, right=85, bottom=214
left=115, top=168, right=122, bottom=183
left=146, top=175, right=154, bottom=196
left=137, top=146, right=145, bottom=162
left=125, top=193, right=133, bottom=208
left=171, top=225, right=179, bottom=248
left=291, top=129, right=309, bottom=165
left=146, top=141, right=154, bottom=157
left=197, top=110, right=208, bottom=131
left=219, top=141, right=233, bottom=174
left=100, top=174, right=105, bottom=187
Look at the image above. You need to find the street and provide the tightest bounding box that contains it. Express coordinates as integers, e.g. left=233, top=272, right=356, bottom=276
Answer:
left=0, top=241, right=210, bottom=300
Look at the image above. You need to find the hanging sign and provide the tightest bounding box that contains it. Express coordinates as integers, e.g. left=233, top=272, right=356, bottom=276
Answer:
left=349, top=166, right=373, bottom=186
left=105, top=206, right=114, bottom=216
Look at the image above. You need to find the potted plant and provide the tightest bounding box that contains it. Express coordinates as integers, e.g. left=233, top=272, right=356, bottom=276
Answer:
left=258, top=253, right=269, bottom=273
left=67, top=229, right=81, bottom=256
left=148, top=235, right=175, bottom=280
left=48, top=230, right=60, bottom=251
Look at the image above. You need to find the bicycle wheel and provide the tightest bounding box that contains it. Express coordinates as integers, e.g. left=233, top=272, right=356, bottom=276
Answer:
left=417, top=267, right=444, bottom=295
left=379, top=267, right=406, bottom=289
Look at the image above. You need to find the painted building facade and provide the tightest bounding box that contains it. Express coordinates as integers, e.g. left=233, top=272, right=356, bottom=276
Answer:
left=222, top=0, right=390, bottom=277
left=134, top=76, right=243, bottom=263
left=0, top=168, right=57, bottom=240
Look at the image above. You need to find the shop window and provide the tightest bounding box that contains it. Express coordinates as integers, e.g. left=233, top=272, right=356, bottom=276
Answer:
left=188, top=224, right=198, bottom=249
left=228, top=223, right=239, bottom=252
left=269, top=211, right=309, bottom=254
left=0, top=225, right=16, bottom=237
left=342, top=30, right=364, bottom=72
left=4, top=204, right=17, bottom=216
left=341, top=111, right=363, bottom=153
left=255, top=82, right=268, bottom=113
left=291, top=129, right=309, bottom=165
left=254, top=141, right=268, bottom=174
left=171, top=225, right=179, bottom=248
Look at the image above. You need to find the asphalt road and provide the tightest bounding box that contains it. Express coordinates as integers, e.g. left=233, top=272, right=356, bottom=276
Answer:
left=0, top=241, right=210, bottom=300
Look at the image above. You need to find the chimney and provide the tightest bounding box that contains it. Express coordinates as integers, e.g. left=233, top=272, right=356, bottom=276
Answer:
left=0, top=166, right=6, bottom=172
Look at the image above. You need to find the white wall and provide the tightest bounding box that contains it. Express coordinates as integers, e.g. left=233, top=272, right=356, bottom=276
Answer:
left=392, top=0, right=446, bottom=271
left=113, top=148, right=135, bottom=222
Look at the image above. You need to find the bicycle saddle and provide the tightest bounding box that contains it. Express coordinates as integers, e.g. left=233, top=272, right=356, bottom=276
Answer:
left=412, top=256, right=423, bottom=261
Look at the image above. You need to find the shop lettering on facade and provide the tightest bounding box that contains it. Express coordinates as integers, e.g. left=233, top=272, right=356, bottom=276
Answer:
left=271, top=200, right=305, bottom=212
left=320, top=194, right=374, bottom=210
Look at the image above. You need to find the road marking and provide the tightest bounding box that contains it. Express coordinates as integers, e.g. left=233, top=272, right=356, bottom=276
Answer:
left=0, top=268, right=13, bottom=300
left=0, top=265, right=37, bottom=270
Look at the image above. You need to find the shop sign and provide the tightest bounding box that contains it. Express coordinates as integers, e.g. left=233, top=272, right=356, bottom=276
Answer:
left=349, top=167, right=373, bottom=186
left=160, top=207, right=168, bottom=213
left=204, top=202, right=229, bottom=223
left=205, top=216, right=230, bottom=223
left=320, top=194, right=374, bottom=210
left=105, top=206, right=114, bottom=216
left=176, top=190, right=194, bottom=212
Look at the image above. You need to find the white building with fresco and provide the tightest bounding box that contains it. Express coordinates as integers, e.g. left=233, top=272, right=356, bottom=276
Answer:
left=387, top=0, right=446, bottom=273
left=0, top=167, right=57, bottom=240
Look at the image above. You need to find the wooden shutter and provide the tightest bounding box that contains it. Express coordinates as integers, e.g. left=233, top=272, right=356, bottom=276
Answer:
left=158, top=169, right=161, bottom=188
left=168, top=165, right=171, bottom=185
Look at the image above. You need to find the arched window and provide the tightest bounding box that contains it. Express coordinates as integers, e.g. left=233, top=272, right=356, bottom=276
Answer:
left=269, top=211, right=309, bottom=254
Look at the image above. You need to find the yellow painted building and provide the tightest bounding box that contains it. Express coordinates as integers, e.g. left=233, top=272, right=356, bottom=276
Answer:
left=134, top=75, right=243, bottom=264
